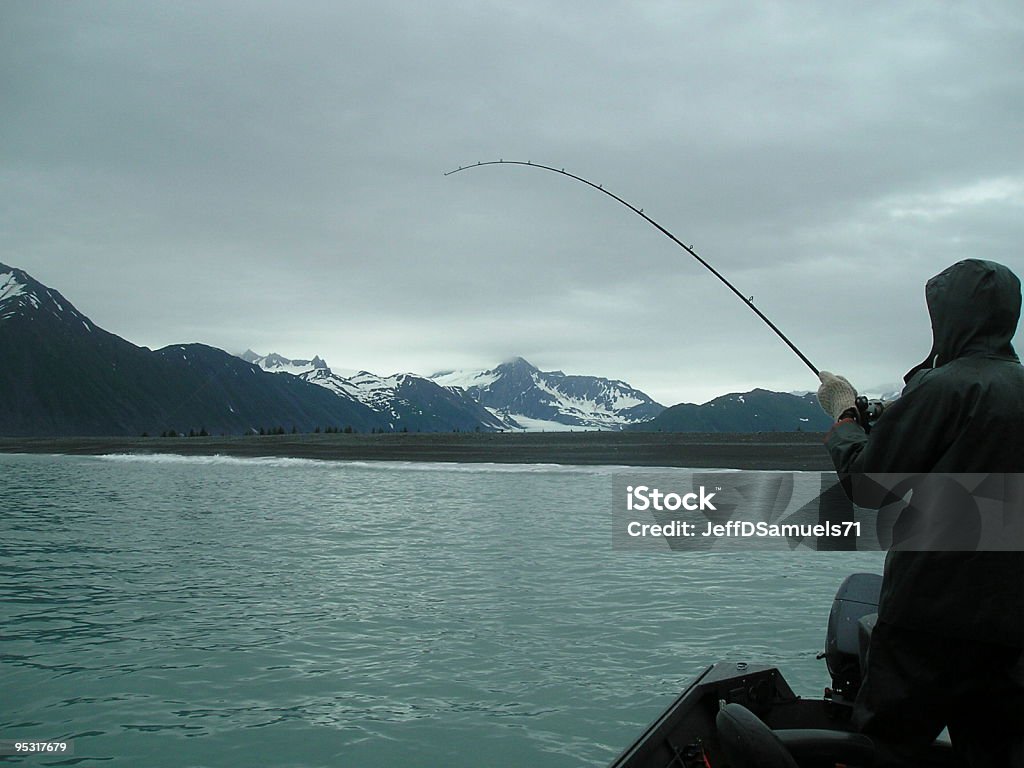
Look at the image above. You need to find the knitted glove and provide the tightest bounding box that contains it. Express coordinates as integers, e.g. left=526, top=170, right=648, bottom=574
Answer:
left=817, top=371, right=858, bottom=421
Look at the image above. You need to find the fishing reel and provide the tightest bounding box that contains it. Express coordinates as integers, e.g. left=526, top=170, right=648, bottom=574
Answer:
left=854, top=396, right=887, bottom=433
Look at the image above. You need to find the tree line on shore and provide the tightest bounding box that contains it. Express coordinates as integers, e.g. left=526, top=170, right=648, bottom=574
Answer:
left=140, top=425, right=490, bottom=437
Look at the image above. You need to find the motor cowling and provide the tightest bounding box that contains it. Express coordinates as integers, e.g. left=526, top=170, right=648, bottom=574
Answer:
left=824, top=572, right=882, bottom=703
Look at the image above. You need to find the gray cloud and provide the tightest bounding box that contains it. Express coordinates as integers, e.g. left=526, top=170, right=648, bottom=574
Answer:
left=3, top=1, right=1022, bottom=405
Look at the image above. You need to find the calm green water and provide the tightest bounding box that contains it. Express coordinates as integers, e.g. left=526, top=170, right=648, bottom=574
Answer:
left=0, top=454, right=883, bottom=767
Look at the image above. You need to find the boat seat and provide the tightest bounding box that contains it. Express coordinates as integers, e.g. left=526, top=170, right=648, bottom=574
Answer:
left=716, top=703, right=799, bottom=768
left=717, top=703, right=876, bottom=768
left=776, top=729, right=875, bottom=767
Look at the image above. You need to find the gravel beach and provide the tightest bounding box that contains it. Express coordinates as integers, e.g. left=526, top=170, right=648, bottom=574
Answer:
left=0, top=431, right=834, bottom=470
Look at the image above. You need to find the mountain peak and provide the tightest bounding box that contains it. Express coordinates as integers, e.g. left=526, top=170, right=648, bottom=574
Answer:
left=430, top=357, right=664, bottom=430
left=498, top=356, right=538, bottom=372
left=241, top=350, right=332, bottom=376
left=0, top=264, right=41, bottom=308
left=0, top=263, right=93, bottom=330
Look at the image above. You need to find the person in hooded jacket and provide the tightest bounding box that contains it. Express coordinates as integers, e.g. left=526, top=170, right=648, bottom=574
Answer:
left=816, top=259, right=1024, bottom=768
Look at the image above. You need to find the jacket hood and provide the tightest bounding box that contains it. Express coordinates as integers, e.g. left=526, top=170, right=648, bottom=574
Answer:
left=904, top=259, right=1021, bottom=383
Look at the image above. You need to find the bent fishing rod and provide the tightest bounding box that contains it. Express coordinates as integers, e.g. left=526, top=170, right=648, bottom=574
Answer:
left=444, top=160, right=819, bottom=378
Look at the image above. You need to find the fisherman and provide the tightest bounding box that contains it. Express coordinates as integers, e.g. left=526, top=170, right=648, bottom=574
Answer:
left=816, top=259, right=1024, bottom=767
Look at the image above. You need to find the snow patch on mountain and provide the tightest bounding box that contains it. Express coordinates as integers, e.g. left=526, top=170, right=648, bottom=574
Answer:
left=0, top=270, right=41, bottom=322
left=0, top=272, right=27, bottom=304
left=431, top=368, right=501, bottom=390
left=501, top=414, right=600, bottom=432
left=295, top=368, right=410, bottom=413
left=326, top=371, right=411, bottom=416
left=249, top=360, right=399, bottom=412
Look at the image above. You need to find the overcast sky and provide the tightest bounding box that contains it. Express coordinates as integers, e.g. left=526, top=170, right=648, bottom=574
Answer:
left=3, top=2, right=1023, bottom=404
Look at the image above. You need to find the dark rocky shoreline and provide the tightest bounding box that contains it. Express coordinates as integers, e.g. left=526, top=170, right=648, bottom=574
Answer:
left=0, top=431, right=834, bottom=470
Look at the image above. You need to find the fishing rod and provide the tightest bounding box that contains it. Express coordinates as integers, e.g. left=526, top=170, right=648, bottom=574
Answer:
left=444, top=160, right=819, bottom=378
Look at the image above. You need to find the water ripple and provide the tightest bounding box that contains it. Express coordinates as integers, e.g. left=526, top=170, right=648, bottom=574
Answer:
left=0, top=453, right=883, bottom=767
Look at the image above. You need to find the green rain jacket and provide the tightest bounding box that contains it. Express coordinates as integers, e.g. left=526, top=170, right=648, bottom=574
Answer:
left=825, top=259, right=1024, bottom=647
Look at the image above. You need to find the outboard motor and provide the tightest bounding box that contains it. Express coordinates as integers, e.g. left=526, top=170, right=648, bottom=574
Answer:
left=823, top=573, right=882, bottom=707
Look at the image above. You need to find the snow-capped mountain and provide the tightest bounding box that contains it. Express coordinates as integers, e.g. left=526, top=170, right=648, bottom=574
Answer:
left=240, top=350, right=330, bottom=377
left=243, top=353, right=665, bottom=432
left=1, top=265, right=98, bottom=331
left=243, top=353, right=506, bottom=432
left=430, top=357, right=665, bottom=431
left=0, top=262, right=385, bottom=436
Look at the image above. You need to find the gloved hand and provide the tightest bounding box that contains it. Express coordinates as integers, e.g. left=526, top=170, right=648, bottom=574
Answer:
left=817, top=371, right=858, bottom=421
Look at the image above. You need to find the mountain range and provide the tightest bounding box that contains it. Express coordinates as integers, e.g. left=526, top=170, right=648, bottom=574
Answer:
left=1, top=262, right=846, bottom=436
left=241, top=351, right=667, bottom=432
left=240, top=350, right=508, bottom=433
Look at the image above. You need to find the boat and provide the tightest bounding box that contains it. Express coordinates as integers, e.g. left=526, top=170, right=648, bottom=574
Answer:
left=607, top=573, right=961, bottom=768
